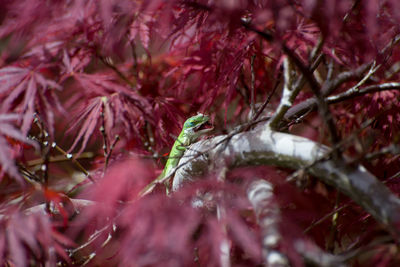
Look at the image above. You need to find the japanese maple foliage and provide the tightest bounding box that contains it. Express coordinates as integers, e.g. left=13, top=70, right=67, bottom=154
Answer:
left=0, top=0, right=400, bottom=266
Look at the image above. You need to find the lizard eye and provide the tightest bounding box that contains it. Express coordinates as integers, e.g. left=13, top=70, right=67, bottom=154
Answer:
left=185, top=121, right=194, bottom=127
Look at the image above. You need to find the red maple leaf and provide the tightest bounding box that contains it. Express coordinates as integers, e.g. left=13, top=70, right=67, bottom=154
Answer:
left=0, top=113, right=38, bottom=182
left=0, top=66, right=63, bottom=137
left=67, top=73, right=153, bottom=155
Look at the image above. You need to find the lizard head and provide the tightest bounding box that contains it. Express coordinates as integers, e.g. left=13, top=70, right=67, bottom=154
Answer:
left=182, top=113, right=213, bottom=141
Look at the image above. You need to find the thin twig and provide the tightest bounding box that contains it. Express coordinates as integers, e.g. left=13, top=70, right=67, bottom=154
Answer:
left=327, top=193, right=340, bottom=252
left=364, top=145, right=400, bottom=160
left=51, top=142, right=95, bottom=183
left=255, top=72, right=281, bottom=120
left=327, top=82, right=400, bottom=103
left=304, top=202, right=350, bottom=234
left=130, top=40, right=139, bottom=79
left=100, top=98, right=109, bottom=175
left=27, top=152, right=94, bottom=167
left=250, top=55, right=256, bottom=117
left=30, top=116, right=95, bottom=183
left=326, top=57, right=334, bottom=82
left=17, top=163, right=42, bottom=183
left=104, top=135, right=120, bottom=170
left=98, top=55, right=136, bottom=88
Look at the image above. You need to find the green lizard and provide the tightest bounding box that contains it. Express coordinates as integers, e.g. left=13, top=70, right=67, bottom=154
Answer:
left=140, top=113, right=213, bottom=196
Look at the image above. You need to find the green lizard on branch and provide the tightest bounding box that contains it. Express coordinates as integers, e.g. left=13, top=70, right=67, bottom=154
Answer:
left=140, top=113, right=213, bottom=196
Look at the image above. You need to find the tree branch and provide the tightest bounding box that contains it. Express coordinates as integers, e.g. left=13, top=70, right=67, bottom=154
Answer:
left=247, top=180, right=289, bottom=266
left=173, top=127, right=400, bottom=235
left=327, top=82, right=400, bottom=104
left=283, top=82, right=400, bottom=123
left=248, top=180, right=346, bottom=267
left=268, top=57, right=294, bottom=130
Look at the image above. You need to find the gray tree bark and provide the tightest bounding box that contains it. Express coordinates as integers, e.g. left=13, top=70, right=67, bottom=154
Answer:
left=173, top=124, right=400, bottom=236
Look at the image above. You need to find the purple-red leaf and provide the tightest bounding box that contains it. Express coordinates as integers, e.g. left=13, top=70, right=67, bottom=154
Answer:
left=0, top=66, right=62, bottom=136
left=67, top=97, right=103, bottom=156
left=1, top=209, right=71, bottom=266
left=0, top=113, right=37, bottom=182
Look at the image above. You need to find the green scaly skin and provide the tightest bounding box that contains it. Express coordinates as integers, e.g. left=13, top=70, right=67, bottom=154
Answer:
left=140, top=114, right=213, bottom=196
